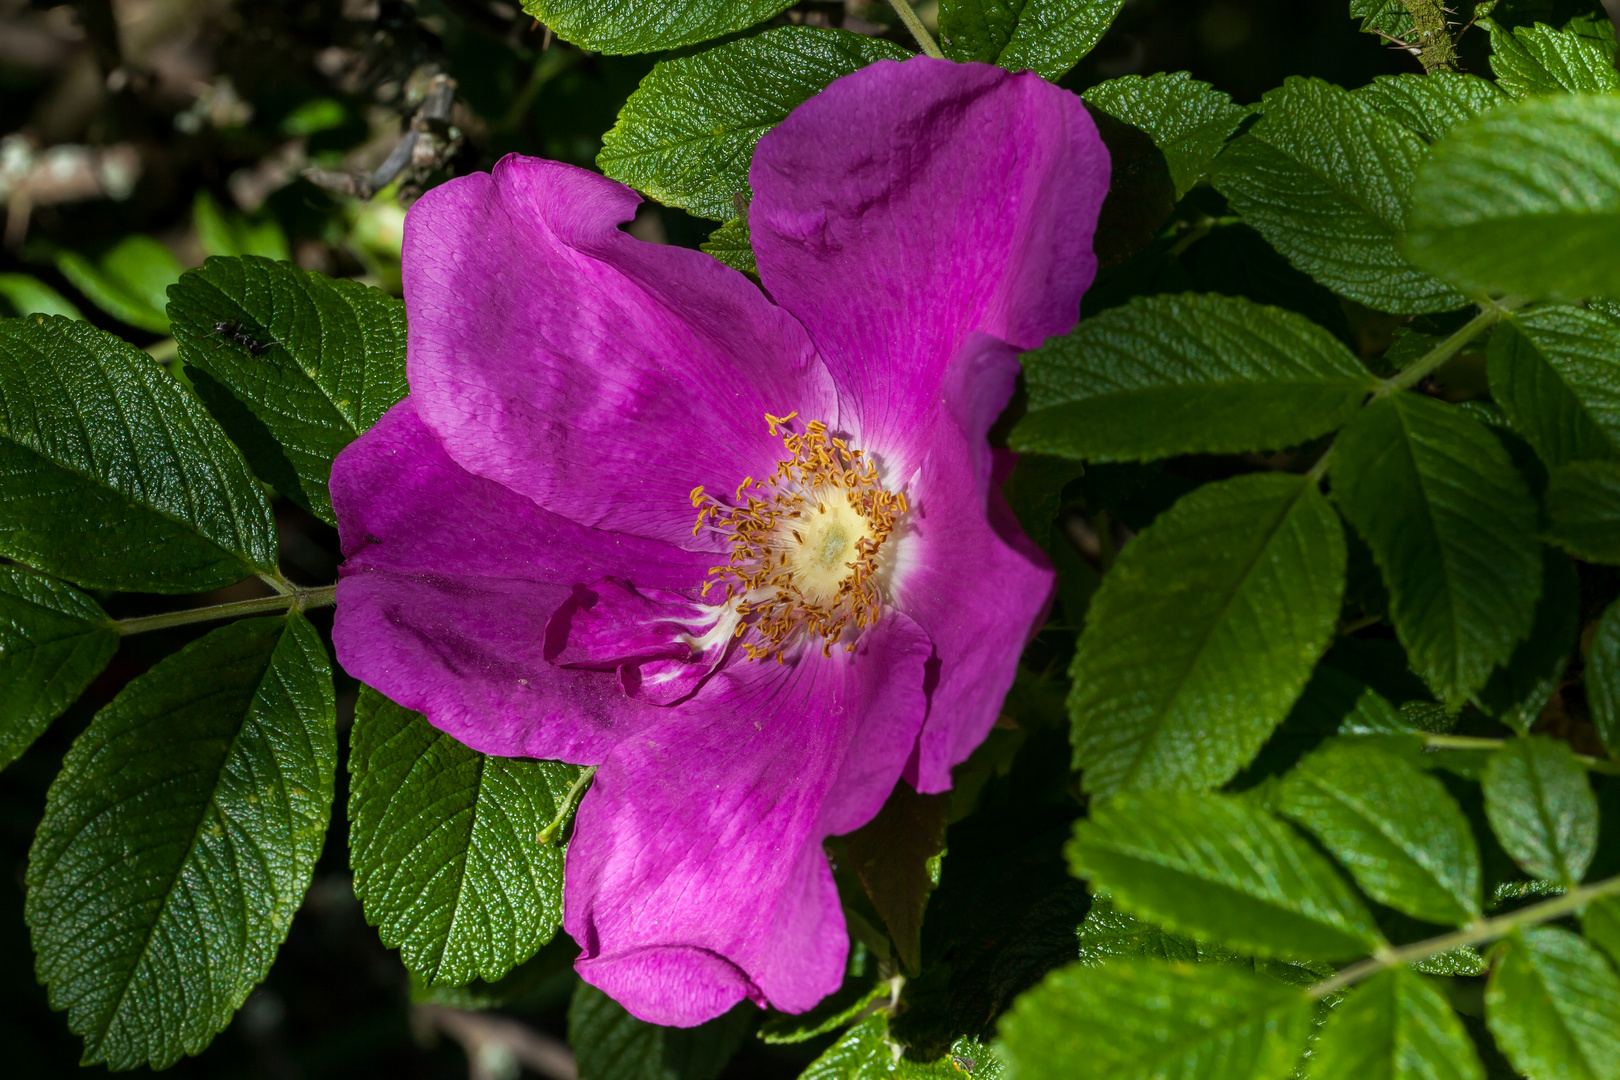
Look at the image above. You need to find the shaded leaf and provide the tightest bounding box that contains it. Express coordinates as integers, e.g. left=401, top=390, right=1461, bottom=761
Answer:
left=569, top=981, right=755, bottom=1080
left=1082, top=72, right=1249, bottom=198
left=1070, top=791, right=1383, bottom=961
left=348, top=687, right=577, bottom=987
left=1476, top=551, right=1579, bottom=733
left=843, top=781, right=948, bottom=975
left=1545, top=460, right=1620, bottom=564
left=938, top=0, right=1127, bottom=82
left=1013, top=293, right=1376, bottom=463
left=1482, top=735, right=1598, bottom=887
left=1308, top=966, right=1483, bottom=1080
left=525, top=0, right=794, bottom=53
left=25, top=614, right=335, bottom=1070
left=1586, top=599, right=1620, bottom=755
left=1210, top=77, right=1467, bottom=314
left=0, top=316, right=277, bottom=591
left=1487, top=306, right=1620, bottom=467
left=1070, top=473, right=1345, bottom=795
left=997, top=959, right=1314, bottom=1080
left=0, top=567, right=117, bottom=771
left=1276, top=739, right=1481, bottom=925
left=1486, top=927, right=1620, bottom=1080
left=1331, top=392, right=1542, bottom=707
left=597, top=27, right=909, bottom=222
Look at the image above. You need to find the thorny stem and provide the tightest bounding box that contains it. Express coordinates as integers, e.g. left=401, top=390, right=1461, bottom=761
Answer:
left=537, top=765, right=599, bottom=847
left=1399, top=0, right=1459, bottom=73
left=1379, top=297, right=1525, bottom=395
left=1308, top=873, right=1620, bottom=998
left=114, top=584, right=337, bottom=635
left=888, top=0, right=945, bottom=59
left=1423, top=733, right=1620, bottom=776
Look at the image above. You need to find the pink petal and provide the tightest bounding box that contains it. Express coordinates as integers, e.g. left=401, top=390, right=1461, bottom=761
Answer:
left=403, top=155, right=839, bottom=551
left=565, top=611, right=931, bottom=1025
left=749, top=57, right=1108, bottom=476
left=331, top=400, right=710, bottom=761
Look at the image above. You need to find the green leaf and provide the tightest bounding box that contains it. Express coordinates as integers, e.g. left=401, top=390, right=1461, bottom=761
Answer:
left=1307, top=966, right=1483, bottom=1080
left=525, top=0, right=793, bottom=53
left=1405, top=94, right=1620, bottom=303
left=1012, top=293, right=1376, bottom=463
left=568, top=981, right=755, bottom=1080
left=758, top=976, right=888, bottom=1045
left=1081, top=72, right=1249, bottom=197
left=1070, top=472, right=1347, bottom=796
left=1545, top=460, right=1620, bottom=564
left=25, top=613, right=335, bottom=1070
left=796, top=1012, right=992, bottom=1080
left=842, top=782, right=948, bottom=974
left=1476, top=551, right=1579, bottom=733
left=0, top=316, right=277, bottom=591
left=1355, top=73, right=1508, bottom=142
left=1331, top=392, right=1542, bottom=707
left=938, top=0, right=1127, bottom=82
left=348, top=686, right=577, bottom=987
left=1209, top=77, right=1467, bottom=314
left=1585, top=599, right=1620, bottom=755
left=56, top=235, right=183, bottom=334
left=997, top=959, right=1314, bottom=1080
left=1487, top=306, right=1620, bottom=467
left=1348, top=1, right=1480, bottom=49
left=1075, top=896, right=1201, bottom=964
left=1486, top=927, right=1620, bottom=1080
left=701, top=217, right=755, bottom=275
left=0, top=566, right=117, bottom=771
left=1485, top=17, right=1620, bottom=98
left=167, top=256, right=408, bottom=523
left=1070, top=791, right=1383, bottom=961
left=192, top=191, right=290, bottom=262
left=0, top=273, right=84, bottom=320
left=1482, top=735, right=1598, bottom=887
left=1582, top=895, right=1620, bottom=968
left=1275, top=739, right=1481, bottom=925
left=598, top=27, right=909, bottom=222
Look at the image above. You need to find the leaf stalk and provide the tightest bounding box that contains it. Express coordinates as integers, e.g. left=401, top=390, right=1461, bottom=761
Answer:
left=887, top=0, right=945, bottom=60
left=114, top=584, right=337, bottom=635
left=1307, top=872, right=1620, bottom=999
left=1380, top=297, right=1523, bottom=395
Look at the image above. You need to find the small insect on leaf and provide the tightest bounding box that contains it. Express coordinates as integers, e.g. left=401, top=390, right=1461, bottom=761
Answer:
left=212, top=319, right=277, bottom=357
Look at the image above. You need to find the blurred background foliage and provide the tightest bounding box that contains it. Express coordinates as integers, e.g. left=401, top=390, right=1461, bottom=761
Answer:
left=0, top=0, right=1608, bottom=1076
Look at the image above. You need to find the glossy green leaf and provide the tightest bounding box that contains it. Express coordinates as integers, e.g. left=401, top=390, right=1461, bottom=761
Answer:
left=568, top=981, right=756, bottom=1080
left=1487, top=306, right=1620, bottom=467
left=525, top=0, right=793, bottom=53
left=1476, top=551, right=1579, bottom=733
left=998, top=959, right=1314, bottom=1080
left=939, top=0, right=1126, bottom=82
left=1013, top=293, right=1376, bottom=462
left=1276, top=739, right=1481, bottom=925
left=1082, top=72, right=1249, bottom=197
left=1586, top=599, right=1620, bottom=754
left=25, top=614, right=335, bottom=1070
left=1545, top=461, right=1620, bottom=564
left=0, top=566, right=117, bottom=771
left=56, top=235, right=182, bottom=333
left=797, top=1011, right=993, bottom=1080
left=598, top=27, right=909, bottom=222
left=1209, top=77, right=1467, bottom=314
left=1075, top=896, right=1200, bottom=964
left=0, top=273, right=83, bottom=320
left=1485, top=18, right=1620, bottom=98
left=1355, top=72, right=1508, bottom=142
left=1308, top=966, right=1483, bottom=1080
left=1486, top=927, right=1620, bottom=1080
left=1070, top=473, right=1346, bottom=795
left=1406, top=95, right=1620, bottom=303
left=1070, top=791, right=1383, bottom=960
left=167, top=256, right=408, bottom=523
left=1482, top=735, right=1598, bottom=887
left=0, top=316, right=277, bottom=591
left=701, top=217, right=755, bottom=275
left=349, top=687, right=577, bottom=987
left=1331, top=392, right=1542, bottom=707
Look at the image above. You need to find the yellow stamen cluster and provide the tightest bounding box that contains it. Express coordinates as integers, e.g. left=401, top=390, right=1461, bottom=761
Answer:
left=690, top=413, right=906, bottom=660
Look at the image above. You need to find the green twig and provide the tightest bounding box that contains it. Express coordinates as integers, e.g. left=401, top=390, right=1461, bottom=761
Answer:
left=1422, top=733, right=1620, bottom=775
left=1308, top=873, right=1620, bottom=998
left=538, top=765, right=598, bottom=847
left=888, top=0, right=945, bottom=59
left=1380, top=298, right=1523, bottom=395
left=114, top=584, right=337, bottom=635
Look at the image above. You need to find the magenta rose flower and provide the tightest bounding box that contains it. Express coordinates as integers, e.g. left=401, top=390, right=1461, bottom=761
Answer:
left=330, top=56, right=1108, bottom=1026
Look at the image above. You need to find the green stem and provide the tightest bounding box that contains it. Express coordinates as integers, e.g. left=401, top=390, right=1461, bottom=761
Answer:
left=1423, top=733, right=1620, bottom=775
left=1400, top=0, right=1459, bottom=73
left=1309, top=872, right=1620, bottom=998
left=888, top=0, right=945, bottom=59
left=1381, top=298, right=1523, bottom=395
left=1304, top=444, right=1335, bottom=483
left=538, top=765, right=598, bottom=847
left=114, top=584, right=337, bottom=635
